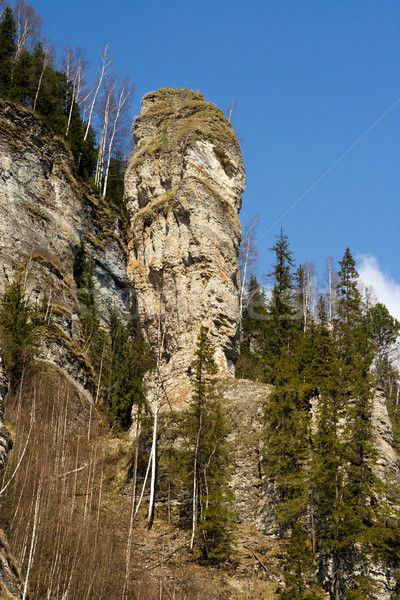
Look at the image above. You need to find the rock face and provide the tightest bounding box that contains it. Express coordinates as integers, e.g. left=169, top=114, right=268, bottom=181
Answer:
left=220, top=379, right=269, bottom=526
left=0, top=100, right=131, bottom=399
left=0, top=100, right=132, bottom=598
left=124, top=88, right=245, bottom=407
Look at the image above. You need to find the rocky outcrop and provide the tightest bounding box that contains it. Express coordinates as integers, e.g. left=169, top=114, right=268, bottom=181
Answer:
left=0, top=100, right=131, bottom=398
left=372, top=388, right=400, bottom=485
left=125, top=88, right=245, bottom=407
left=220, top=379, right=270, bottom=526
left=0, top=99, right=134, bottom=600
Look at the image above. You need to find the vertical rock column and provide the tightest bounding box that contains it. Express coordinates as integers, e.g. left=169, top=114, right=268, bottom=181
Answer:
left=124, top=88, right=245, bottom=407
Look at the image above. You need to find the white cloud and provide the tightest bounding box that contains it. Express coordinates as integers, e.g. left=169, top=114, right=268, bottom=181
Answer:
left=357, top=254, right=400, bottom=321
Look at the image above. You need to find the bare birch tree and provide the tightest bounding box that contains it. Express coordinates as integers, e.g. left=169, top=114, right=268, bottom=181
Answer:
left=94, top=75, right=134, bottom=196
left=32, top=40, right=54, bottom=110
left=83, top=44, right=112, bottom=144
left=146, top=312, right=165, bottom=530
left=14, top=0, right=42, bottom=59
left=325, top=255, right=338, bottom=328
left=239, top=214, right=260, bottom=316
left=22, top=480, right=41, bottom=600
left=62, top=46, right=89, bottom=137
left=298, top=261, right=317, bottom=331
left=101, top=77, right=133, bottom=197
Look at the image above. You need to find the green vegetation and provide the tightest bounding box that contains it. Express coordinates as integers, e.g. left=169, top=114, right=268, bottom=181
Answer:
left=182, top=326, right=236, bottom=562
left=0, top=5, right=129, bottom=207
left=279, top=522, right=324, bottom=600
left=76, top=245, right=152, bottom=430
left=238, top=230, right=400, bottom=597
left=0, top=277, right=40, bottom=388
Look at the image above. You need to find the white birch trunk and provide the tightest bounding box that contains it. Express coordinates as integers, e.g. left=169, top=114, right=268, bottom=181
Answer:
left=22, top=482, right=41, bottom=600
left=83, top=44, right=112, bottom=143
left=146, top=314, right=165, bottom=530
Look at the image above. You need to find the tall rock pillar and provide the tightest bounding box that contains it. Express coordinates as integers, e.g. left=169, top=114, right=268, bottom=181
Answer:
left=124, top=88, right=245, bottom=406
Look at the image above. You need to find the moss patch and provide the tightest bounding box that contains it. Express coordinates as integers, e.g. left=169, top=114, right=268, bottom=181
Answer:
left=132, top=186, right=180, bottom=225
left=132, top=91, right=239, bottom=165
left=31, top=250, right=72, bottom=285
left=22, top=201, right=51, bottom=223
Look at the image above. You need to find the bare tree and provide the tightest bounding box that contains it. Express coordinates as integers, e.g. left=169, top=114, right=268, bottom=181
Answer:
left=22, top=480, right=41, bottom=600
left=101, top=77, right=134, bottom=197
left=325, top=255, right=338, bottom=328
left=239, top=215, right=260, bottom=316
left=32, top=40, right=54, bottom=110
left=298, top=261, right=317, bottom=331
left=94, top=74, right=134, bottom=196
left=95, top=77, right=115, bottom=188
left=62, top=45, right=89, bottom=137
left=14, top=0, right=42, bottom=59
left=83, top=44, right=112, bottom=144
left=146, top=312, right=166, bottom=530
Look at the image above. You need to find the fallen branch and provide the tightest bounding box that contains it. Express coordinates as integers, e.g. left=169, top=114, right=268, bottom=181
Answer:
left=243, top=545, right=284, bottom=588
left=58, top=463, right=87, bottom=478
left=146, top=544, right=186, bottom=570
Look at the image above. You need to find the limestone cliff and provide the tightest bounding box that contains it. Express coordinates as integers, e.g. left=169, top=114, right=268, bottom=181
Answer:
left=0, top=100, right=131, bottom=397
left=0, top=100, right=131, bottom=598
left=124, top=88, right=245, bottom=407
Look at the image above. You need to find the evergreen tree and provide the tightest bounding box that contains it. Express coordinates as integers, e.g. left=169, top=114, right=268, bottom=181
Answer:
left=264, top=228, right=300, bottom=384
left=9, top=48, right=32, bottom=103
left=368, top=302, right=399, bottom=390
left=279, top=521, right=324, bottom=600
left=0, top=8, right=16, bottom=97
left=104, top=311, right=151, bottom=430
left=236, top=274, right=267, bottom=380
left=0, top=278, right=39, bottom=388
left=263, top=381, right=310, bottom=536
left=184, top=326, right=236, bottom=562
left=335, top=250, right=378, bottom=546
left=262, top=230, right=309, bottom=536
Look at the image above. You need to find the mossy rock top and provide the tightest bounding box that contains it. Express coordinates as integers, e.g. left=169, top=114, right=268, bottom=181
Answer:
left=143, top=87, right=205, bottom=105
left=133, top=87, right=240, bottom=162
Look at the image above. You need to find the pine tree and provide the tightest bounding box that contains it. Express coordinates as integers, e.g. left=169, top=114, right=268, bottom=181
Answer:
left=184, top=326, right=236, bottom=562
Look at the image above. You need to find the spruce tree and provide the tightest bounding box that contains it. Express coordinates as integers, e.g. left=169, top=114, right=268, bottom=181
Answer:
left=279, top=521, right=324, bottom=600
left=335, top=249, right=378, bottom=546
left=184, top=326, right=236, bottom=562
left=105, top=311, right=151, bottom=430
left=262, top=230, right=309, bottom=536
left=0, top=278, right=39, bottom=388
left=236, top=274, right=267, bottom=380
left=263, top=228, right=299, bottom=383
left=0, top=8, right=16, bottom=97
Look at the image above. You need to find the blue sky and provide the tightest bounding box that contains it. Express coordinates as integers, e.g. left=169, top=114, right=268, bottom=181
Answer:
left=31, top=0, right=400, bottom=311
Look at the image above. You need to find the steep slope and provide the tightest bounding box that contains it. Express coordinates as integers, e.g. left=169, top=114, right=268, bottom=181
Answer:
left=0, top=100, right=130, bottom=395
left=0, top=100, right=131, bottom=598
left=124, top=88, right=245, bottom=406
